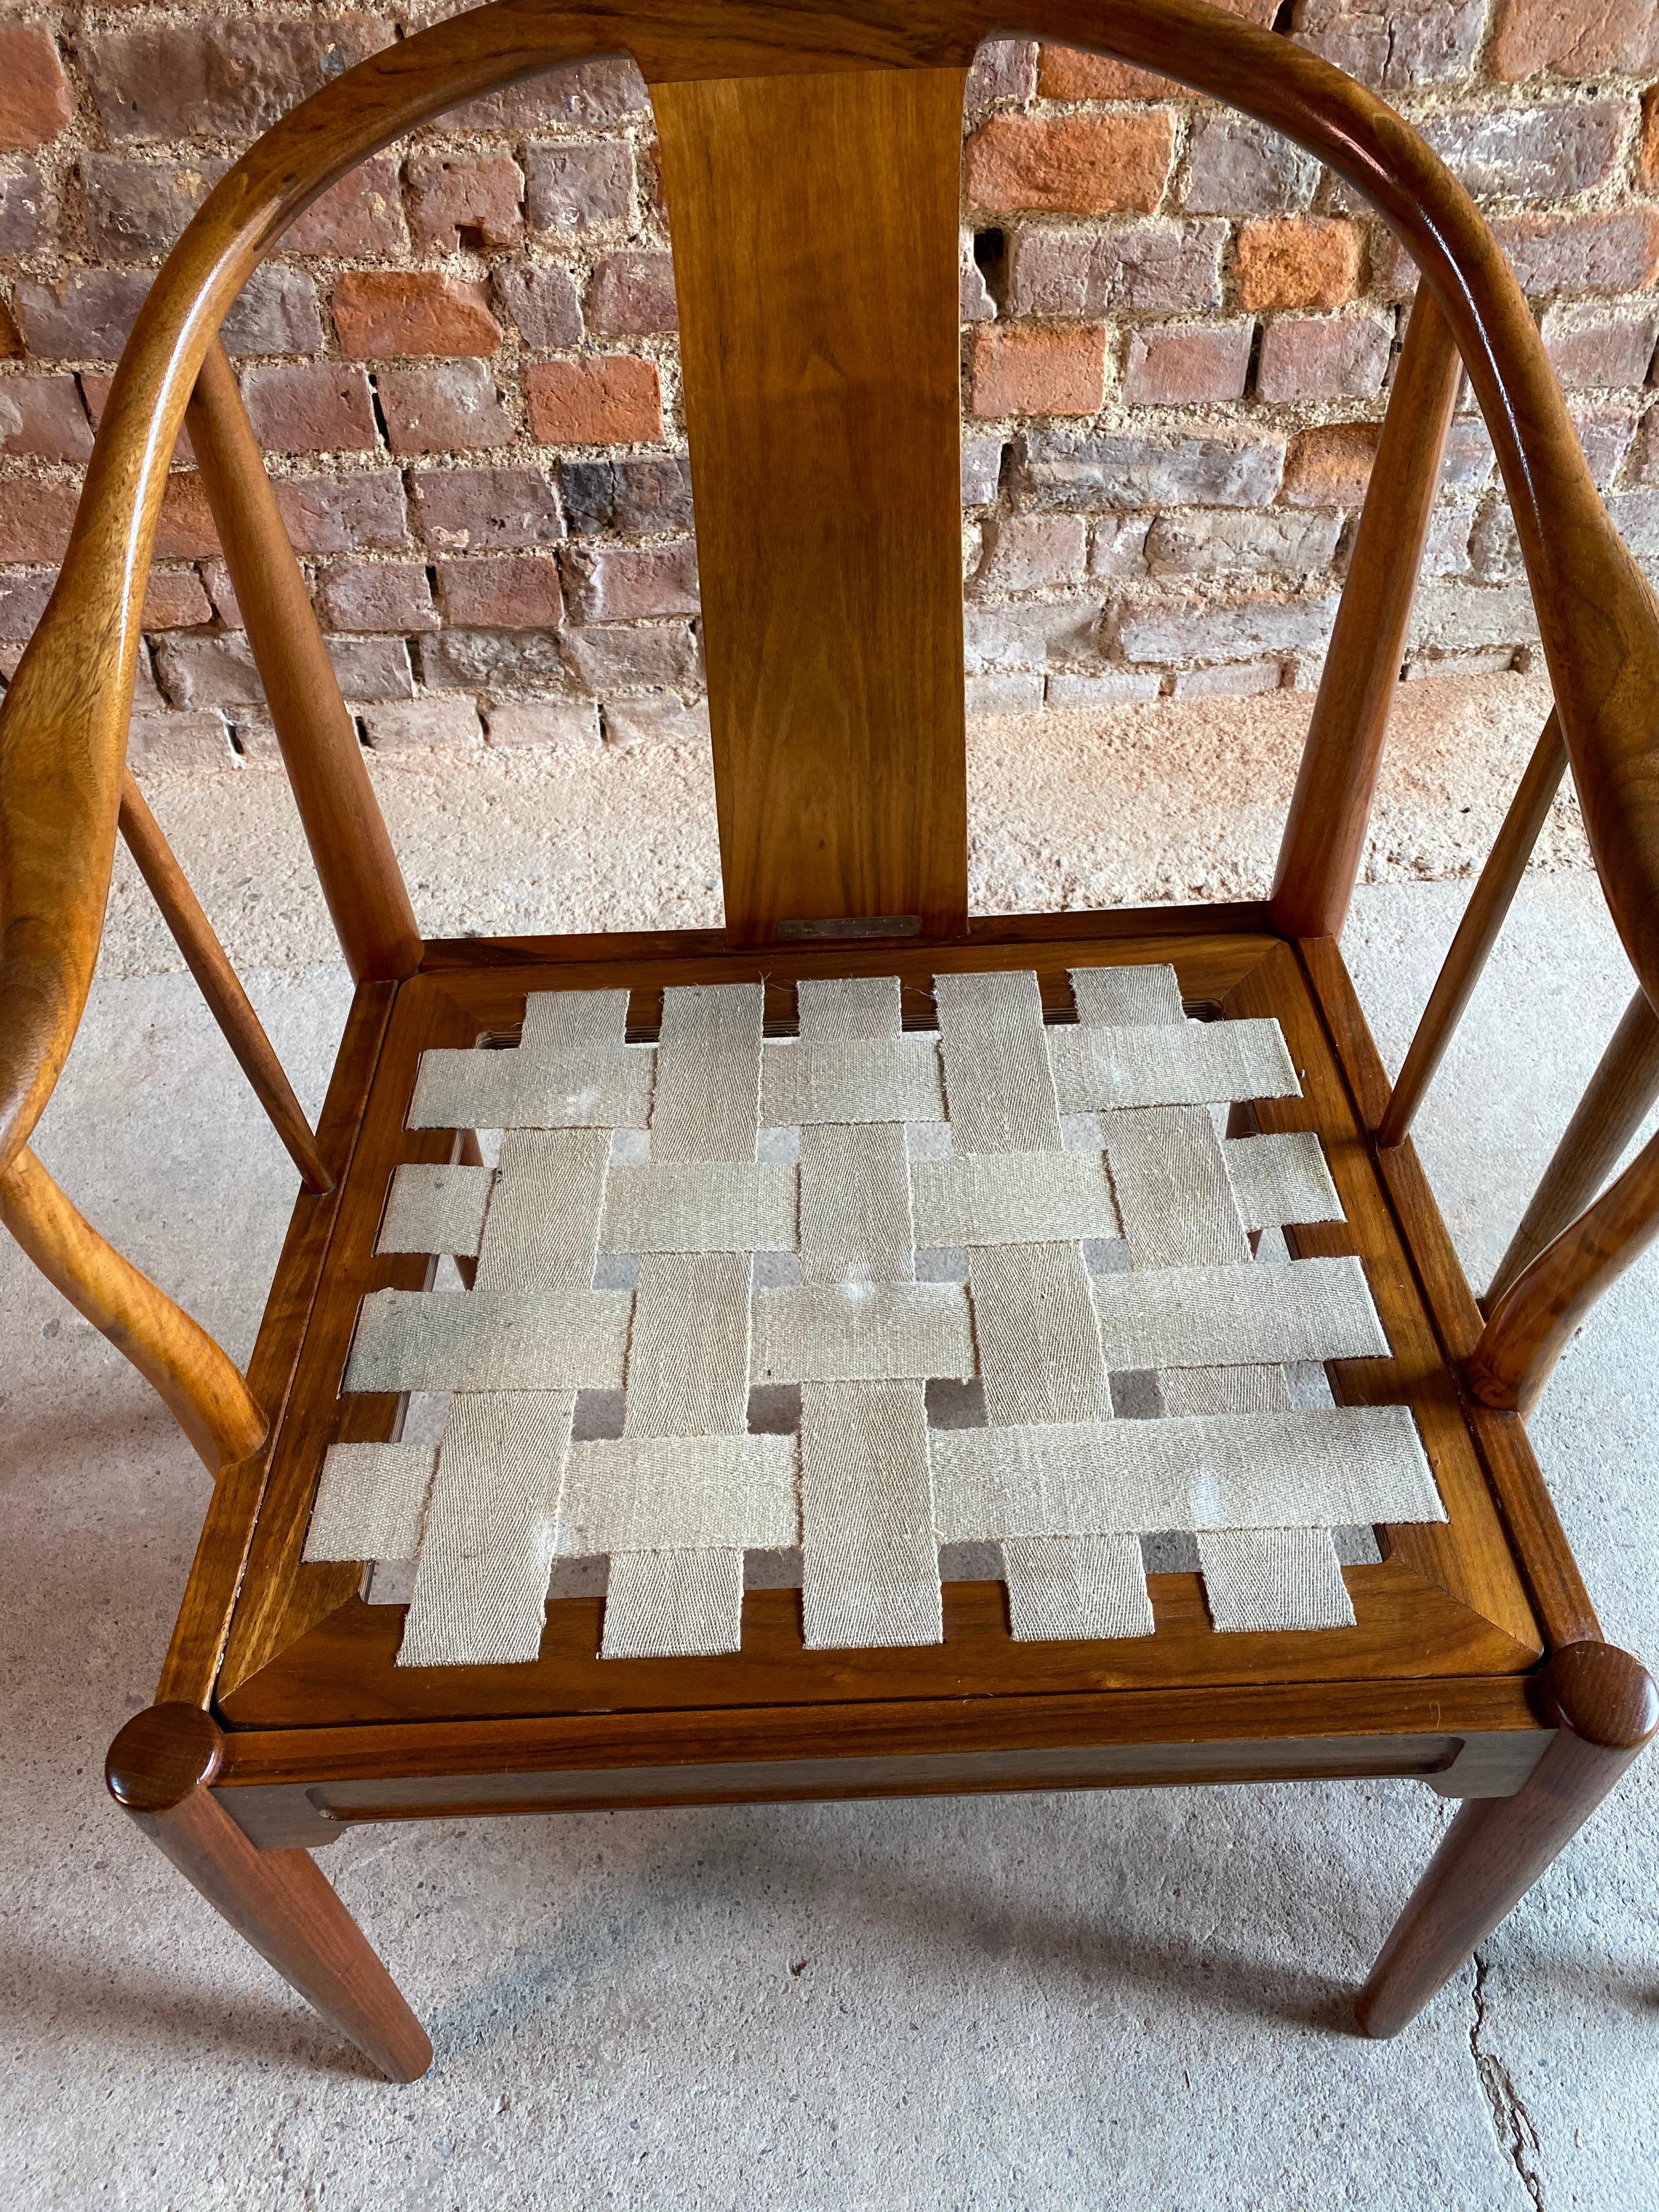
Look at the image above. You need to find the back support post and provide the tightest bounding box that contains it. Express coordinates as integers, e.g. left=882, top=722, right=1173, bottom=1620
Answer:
left=1271, top=287, right=1462, bottom=941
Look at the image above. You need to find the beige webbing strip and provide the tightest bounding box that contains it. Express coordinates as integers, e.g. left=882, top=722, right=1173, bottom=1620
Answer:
left=650, top=981, right=763, bottom=1164
left=1195, top=1526, right=1357, bottom=1631
left=1070, top=962, right=1185, bottom=1028
left=624, top=1250, right=753, bottom=1437
left=930, top=1404, right=1441, bottom=1538
left=1093, top=1255, right=1387, bottom=1372
left=969, top=1243, right=1110, bottom=1425
left=398, top=1391, right=572, bottom=1667
left=521, top=987, right=634, bottom=1051
left=305, top=1441, right=437, bottom=1563
left=377, top=1163, right=493, bottom=1257
left=1102, top=1107, right=1246, bottom=1268
left=558, top=1434, right=797, bottom=1553
left=752, top=1283, right=974, bottom=1381
left=1223, top=1131, right=1344, bottom=1231
left=600, top=1161, right=797, bottom=1254
left=409, top=1044, right=652, bottom=1132
left=912, top=1151, right=1118, bottom=1248
left=797, top=973, right=903, bottom=1039
left=800, top=1122, right=916, bottom=1283
left=346, top=1286, right=631, bottom=1393
left=1159, top=1364, right=1290, bottom=1416
left=1048, top=1019, right=1299, bottom=1114
left=935, top=968, right=1064, bottom=1152
left=601, top=1548, right=747, bottom=1658
left=474, top=1126, right=611, bottom=1292
left=1002, top=1532, right=1154, bottom=1640
left=761, top=1035, right=945, bottom=1125
left=799, top=1380, right=941, bottom=1649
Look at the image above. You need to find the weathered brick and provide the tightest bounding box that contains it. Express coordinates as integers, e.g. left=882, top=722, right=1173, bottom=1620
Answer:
left=1541, top=299, right=1659, bottom=388
left=83, top=18, right=393, bottom=144
left=492, top=263, right=583, bottom=349
left=562, top=539, right=698, bottom=620
left=1255, top=311, right=1393, bottom=401
left=0, top=26, right=73, bottom=150
left=1018, top=427, right=1285, bottom=511
left=0, top=159, right=53, bottom=257
left=525, top=142, right=633, bottom=233
left=1644, top=86, right=1659, bottom=188
left=1036, top=6, right=1274, bottom=99
left=524, top=356, right=662, bottom=443
left=967, top=38, right=1040, bottom=108
left=360, top=697, right=482, bottom=749
left=0, top=304, right=20, bottom=361
left=406, top=151, right=524, bottom=254
left=316, top=560, right=438, bottom=634
left=970, top=323, right=1107, bottom=416
left=242, top=362, right=376, bottom=453
left=329, top=637, right=415, bottom=702
left=966, top=112, right=1177, bottom=217
left=1423, top=501, right=1475, bottom=577
left=1440, top=417, right=1496, bottom=488
left=419, top=628, right=567, bottom=691
left=379, top=360, right=514, bottom=455
left=1626, top=409, right=1659, bottom=482
left=156, top=629, right=413, bottom=707
left=126, top=709, right=235, bottom=771
left=1122, top=319, right=1252, bottom=404
left=0, top=373, right=91, bottom=459
left=200, top=560, right=241, bottom=628
left=1170, top=658, right=1285, bottom=698
left=1282, top=422, right=1381, bottom=505
left=1419, top=103, right=1630, bottom=201
left=274, top=472, right=410, bottom=554
left=282, top=155, right=408, bottom=257
left=1607, top=487, right=1659, bottom=552
left=1404, top=646, right=1519, bottom=680
left=560, top=620, right=700, bottom=694
left=1489, top=210, right=1659, bottom=296
left=963, top=598, right=1102, bottom=671
left=155, top=473, right=219, bottom=558
left=961, top=246, right=996, bottom=324
left=586, top=251, right=678, bottom=336
left=1237, top=218, right=1364, bottom=312
left=1181, top=117, right=1318, bottom=216
left=0, top=476, right=77, bottom=561
left=447, top=58, right=648, bottom=132
left=1408, top=582, right=1539, bottom=650
left=436, top=555, right=564, bottom=629
left=1045, top=667, right=1164, bottom=704
left=1295, top=0, right=1486, bottom=90
left=962, top=433, right=1004, bottom=507
left=1088, top=516, right=1154, bottom=578
left=1006, top=221, right=1226, bottom=317
left=1115, top=592, right=1338, bottom=664
left=81, top=154, right=224, bottom=263
left=222, top=268, right=325, bottom=357
left=0, top=571, right=53, bottom=638
left=1570, top=407, right=1638, bottom=486
left=1488, top=0, right=1659, bottom=81
left=977, top=514, right=1087, bottom=591
left=332, top=273, right=501, bottom=359
left=1143, top=507, right=1345, bottom=577
left=142, top=568, right=212, bottom=630
left=1466, top=498, right=1519, bottom=583
left=484, top=697, right=601, bottom=749
left=413, top=467, right=563, bottom=552
left=602, top=694, right=712, bottom=748
left=558, top=454, right=693, bottom=534
left=14, top=269, right=151, bottom=360
left=966, top=670, right=1047, bottom=713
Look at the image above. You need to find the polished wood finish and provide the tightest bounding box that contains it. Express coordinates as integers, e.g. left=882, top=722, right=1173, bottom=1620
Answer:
left=107, top=1702, right=430, bottom=2080
left=186, top=341, right=421, bottom=986
left=1378, top=713, right=1567, bottom=1150
left=119, top=770, right=331, bottom=1193
left=1271, top=289, right=1462, bottom=941
left=1357, top=1641, right=1658, bottom=2036
left=1487, top=984, right=1659, bottom=1306
left=656, top=67, right=968, bottom=941
left=0, top=1141, right=266, bottom=1474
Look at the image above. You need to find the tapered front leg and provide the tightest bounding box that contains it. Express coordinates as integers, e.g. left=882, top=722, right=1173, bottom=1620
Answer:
left=108, top=1703, right=431, bottom=2081
left=1356, top=1643, right=1657, bottom=2038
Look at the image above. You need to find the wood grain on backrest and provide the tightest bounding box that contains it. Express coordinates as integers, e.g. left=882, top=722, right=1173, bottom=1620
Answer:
left=655, top=69, right=970, bottom=945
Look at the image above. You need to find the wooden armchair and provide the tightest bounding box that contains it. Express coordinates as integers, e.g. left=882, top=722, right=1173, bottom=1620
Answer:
left=3, top=0, right=1657, bottom=2084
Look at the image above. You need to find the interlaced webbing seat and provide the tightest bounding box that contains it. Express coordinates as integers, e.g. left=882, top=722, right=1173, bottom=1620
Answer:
left=1, top=0, right=1656, bottom=2085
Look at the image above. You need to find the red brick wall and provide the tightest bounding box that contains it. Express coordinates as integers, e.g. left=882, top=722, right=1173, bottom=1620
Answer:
left=1, top=1, right=1656, bottom=766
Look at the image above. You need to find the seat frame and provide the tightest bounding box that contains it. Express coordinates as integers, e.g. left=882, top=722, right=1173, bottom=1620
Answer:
left=3, top=0, right=1657, bottom=2082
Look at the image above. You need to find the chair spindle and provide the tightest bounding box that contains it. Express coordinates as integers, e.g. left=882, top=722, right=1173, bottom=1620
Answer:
left=1270, top=288, right=1463, bottom=941
left=185, top=340, right=422, bottom=985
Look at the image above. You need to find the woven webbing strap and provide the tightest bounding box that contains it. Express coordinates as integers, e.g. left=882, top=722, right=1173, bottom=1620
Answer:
left=308, top=963, right=1441, bottom=1665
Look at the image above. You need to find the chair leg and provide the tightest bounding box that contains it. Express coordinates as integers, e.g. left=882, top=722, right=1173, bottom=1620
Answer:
left=1356, top=1643, right=1657, bottom=2039
left=106, top=1703, right=431, bottom=2081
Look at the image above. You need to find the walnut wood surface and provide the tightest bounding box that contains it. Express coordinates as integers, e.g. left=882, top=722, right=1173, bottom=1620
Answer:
left=1377, top=713, right=1567, bottom=1152
left=107, top=1703, right=430, bottom=2080
left=1486, top=984, right=1659, bottom=1307
left=1356, top=1640, right=1657, bottom=2035
left=119, top=770, right=332, bottom=1194
left=0, top=1142, right=266, bottom=1475
left=187, top=342, right=421, bottom=985
left=1270, top=289, right=1462, bottom=941
left=656, top=67, right=968, bottom=941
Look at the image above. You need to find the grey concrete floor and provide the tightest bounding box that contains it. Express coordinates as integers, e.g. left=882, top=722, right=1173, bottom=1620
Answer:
left=2, top=700, right=1656, bottom=2209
